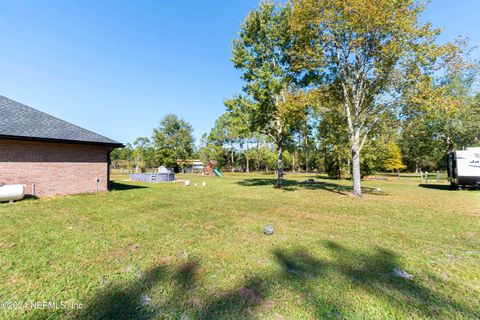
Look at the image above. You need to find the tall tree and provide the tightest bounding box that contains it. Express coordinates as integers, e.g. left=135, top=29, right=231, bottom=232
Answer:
left=197, top=133, right=225, bottom=166
left=400, top=41, right=479, bottom=170
left=209, top=113, right=236, bottom=169
left=383, top=140, right=406, bottom=173
left=291, top=0, right=443, bottom=195
left=315, top=91, right=351, bottom=179
left=224, top=101, right=260, bottom=173
left=132, top=137, right=150, bottom=173
left=209, top=110, right=252, bottom=171
left=152, top=114, right=195, bottom=169
left=230, top=1, right=307, bottom=188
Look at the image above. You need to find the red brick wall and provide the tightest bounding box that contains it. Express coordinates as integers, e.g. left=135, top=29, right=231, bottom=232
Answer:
left=0, top=139, right=111, bottom=196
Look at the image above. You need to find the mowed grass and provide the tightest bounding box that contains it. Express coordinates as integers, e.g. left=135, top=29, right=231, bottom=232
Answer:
left=0, top=173, right=479, bottom=319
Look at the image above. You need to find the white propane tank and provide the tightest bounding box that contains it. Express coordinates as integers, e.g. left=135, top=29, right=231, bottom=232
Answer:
left=0, top=185, right=25, bottom=202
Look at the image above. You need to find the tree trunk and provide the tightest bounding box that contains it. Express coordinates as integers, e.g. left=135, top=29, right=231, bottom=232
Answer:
left=292, top=154, right=295, bottom=173
left=347, top=158, right=351, bottom=177
left=231, top=147, right=234, bottom=172
left=305, top=154, right=309, bottom=172
left=246, top=153, right=249, bottom=173
left=352, top=145, right=362, bottom=196
left=275, top=137, right=284, bottom=188
left=256, top=141, right=261, bottom=172
left=338, top=155, right=342, bottom=180
left=305, top=137, right=309, bottom=173
left=135, top=156, right=140, bottom=173
left=324, top=147, right=328, bottom=174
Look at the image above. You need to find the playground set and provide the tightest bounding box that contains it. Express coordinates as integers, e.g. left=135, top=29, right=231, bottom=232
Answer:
left=202, top=160, right=223, bottom=177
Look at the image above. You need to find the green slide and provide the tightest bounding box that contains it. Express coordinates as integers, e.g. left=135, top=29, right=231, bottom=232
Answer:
left=213, top=168, right=223, bottom=177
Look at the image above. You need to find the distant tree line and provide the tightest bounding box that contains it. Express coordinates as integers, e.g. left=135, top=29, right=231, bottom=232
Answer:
left=111, top=114, right=196, bottom=173
left=112, top=0, right=480, bottom=196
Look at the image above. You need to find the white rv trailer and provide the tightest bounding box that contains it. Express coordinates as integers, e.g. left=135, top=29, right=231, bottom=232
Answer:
left=447, top=147, right=480, bottom=188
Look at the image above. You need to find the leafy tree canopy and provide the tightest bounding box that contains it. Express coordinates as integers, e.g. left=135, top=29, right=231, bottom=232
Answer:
left=152, top=114, right=195, bottom=168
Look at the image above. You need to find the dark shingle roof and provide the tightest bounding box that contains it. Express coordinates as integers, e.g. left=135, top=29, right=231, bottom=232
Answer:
left=0, top=95, right=122, bottom=147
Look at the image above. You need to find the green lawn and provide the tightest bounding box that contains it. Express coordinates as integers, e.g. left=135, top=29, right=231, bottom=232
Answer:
left=0, top=173, right=479, bottom=319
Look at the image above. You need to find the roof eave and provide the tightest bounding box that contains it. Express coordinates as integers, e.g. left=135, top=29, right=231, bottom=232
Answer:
left=0, top=134, right=124, bottom=148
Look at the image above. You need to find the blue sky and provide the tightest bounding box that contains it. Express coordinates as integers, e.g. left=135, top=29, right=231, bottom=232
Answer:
left=0, top=0, right=478, bottom=145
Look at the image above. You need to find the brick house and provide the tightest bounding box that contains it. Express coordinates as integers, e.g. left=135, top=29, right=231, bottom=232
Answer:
left=0, top=95, right=123, bottom=197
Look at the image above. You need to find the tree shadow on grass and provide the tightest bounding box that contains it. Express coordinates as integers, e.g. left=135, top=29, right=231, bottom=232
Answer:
left=77, top=260, right=202, bottom=319
left=109, top=181, right=148, bottom=191
left=237, top=178, right=388, bottom=195
left=78, top=265, right=168, bottom=319
left=197, top=276, right=271, bottom=319
left=75, top=258, right=271, bottom=320
left=272, top=242, right=479, bottom=319
left=74, top=242, right=477, bottom=319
